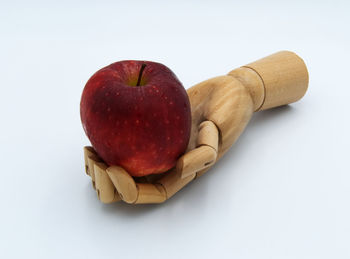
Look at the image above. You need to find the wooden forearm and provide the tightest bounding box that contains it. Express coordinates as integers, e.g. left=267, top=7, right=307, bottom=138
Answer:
left=228, top=51, right=309, bottom=111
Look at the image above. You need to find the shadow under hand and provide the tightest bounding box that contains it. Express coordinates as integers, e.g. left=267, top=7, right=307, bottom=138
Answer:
left=207, top=105, right=295, bottom=177
left=248, top=105, right=294, bottom=129
left=101, top=201, right=161, bottom=218
left=99, top=181, right=205, bottom=218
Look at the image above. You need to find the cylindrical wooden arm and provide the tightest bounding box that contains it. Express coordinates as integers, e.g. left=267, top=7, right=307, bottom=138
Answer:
left=228, top=51, right=309, bottom=111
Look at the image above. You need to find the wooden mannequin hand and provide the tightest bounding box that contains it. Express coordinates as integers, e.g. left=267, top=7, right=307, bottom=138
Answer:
left=83, top=51, right=309, bottom=204
left=84, top=75, right=256, bottom=204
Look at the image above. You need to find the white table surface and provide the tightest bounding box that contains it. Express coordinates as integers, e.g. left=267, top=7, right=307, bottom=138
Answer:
left=1, top=1, right=349, bottom=258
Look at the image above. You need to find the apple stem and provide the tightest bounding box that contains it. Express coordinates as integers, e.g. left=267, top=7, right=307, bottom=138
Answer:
left=136, top=63, right=146, bottom=86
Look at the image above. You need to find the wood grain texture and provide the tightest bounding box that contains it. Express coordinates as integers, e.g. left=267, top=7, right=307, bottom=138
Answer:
left=186, top=75, right=254, bottom=161
left=94, top=162, right=120, bottom=203
left=227, top=67, right=265, bottom=111
left=83, top=51, right=309, bottom=204
left=135, top=183, right=166, bottom=204
left=177, top=145, right=217, bottom=179
left=240, top=50, right=309, bottom=110
left=197, top=121, right=219, bottom=151
left=106, top=166, right=138, bottom=204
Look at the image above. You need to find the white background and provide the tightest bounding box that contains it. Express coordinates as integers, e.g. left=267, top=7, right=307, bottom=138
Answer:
left=1, top=1, right=349, bottom=258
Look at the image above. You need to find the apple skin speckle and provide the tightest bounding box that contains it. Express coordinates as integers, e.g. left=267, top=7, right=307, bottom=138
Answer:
left=80, top=60, right=191, bottom=177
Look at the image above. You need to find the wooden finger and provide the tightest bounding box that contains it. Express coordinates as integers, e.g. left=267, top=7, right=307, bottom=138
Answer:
left=84, top=148, right=103, bottom=189
left=84, top=146, right=98, bottom=176
left=134, top=183, right=166, bottom=204
left=94, top=162, right=121, bottom=203
left=84, top=146, right=102, bottom=190
left=86, top=156, right=99, bottom=183
left=177, top=145, right=217, bottom=179
left=106, top=166, right=138, bottom=204
left=197, top=120, right=219, bottom=151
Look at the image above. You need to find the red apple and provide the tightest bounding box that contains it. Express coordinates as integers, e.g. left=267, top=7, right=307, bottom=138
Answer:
left=80, top=61, right=191, bottom=177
